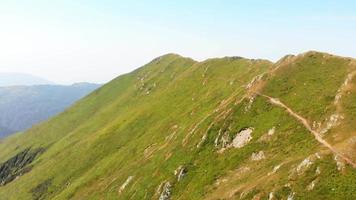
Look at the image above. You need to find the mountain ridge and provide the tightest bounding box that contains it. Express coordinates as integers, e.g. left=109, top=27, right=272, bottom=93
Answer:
left=0, top=51, right=355, bottom=199
left=0, top=73, right=54, bottom=87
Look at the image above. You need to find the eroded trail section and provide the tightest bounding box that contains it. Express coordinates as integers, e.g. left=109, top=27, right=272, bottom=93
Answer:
left=256, top=92, right=356, bottom=168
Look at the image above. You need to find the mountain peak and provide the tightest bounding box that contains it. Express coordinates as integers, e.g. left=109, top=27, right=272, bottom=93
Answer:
left=150, top=53, right=196, bottom=64
left=0, top=72, right=54, bottom=87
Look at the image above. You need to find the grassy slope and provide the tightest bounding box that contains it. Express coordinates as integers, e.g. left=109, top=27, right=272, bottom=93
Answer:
left=0, top=52, right=355, bottom=200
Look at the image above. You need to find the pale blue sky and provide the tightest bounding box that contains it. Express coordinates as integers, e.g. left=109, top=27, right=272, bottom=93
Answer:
left=0, top=0, right=356, bottom=84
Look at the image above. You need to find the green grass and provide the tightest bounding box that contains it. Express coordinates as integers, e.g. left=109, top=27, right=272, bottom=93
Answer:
left=0, top=51, right=355, bottom=200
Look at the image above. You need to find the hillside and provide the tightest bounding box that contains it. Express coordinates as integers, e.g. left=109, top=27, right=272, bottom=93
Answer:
left=0, top=83, right=100, bottom=138
left=0, top=52, right=355, bottom=200
left=0, top=73, right=54, bottom=87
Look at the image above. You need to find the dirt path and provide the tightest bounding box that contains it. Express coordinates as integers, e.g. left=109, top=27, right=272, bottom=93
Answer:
left=256, top=92, right=356, bottom=168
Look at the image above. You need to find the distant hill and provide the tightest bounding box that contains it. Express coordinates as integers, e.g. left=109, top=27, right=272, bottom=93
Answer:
left=0, top=72, right=54, bottom=87
left=0, top=126, right=14, bottom=138
left=0, top=52, right=356, bottom=199
left=0, top=83, right=100, bottom=138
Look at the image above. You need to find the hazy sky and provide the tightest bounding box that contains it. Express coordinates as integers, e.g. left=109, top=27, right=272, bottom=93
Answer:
left=1, top=0, right=356, bottom=84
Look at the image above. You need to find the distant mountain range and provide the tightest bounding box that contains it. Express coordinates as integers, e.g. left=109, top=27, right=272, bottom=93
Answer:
left=0, top=126, right=14, bottom=138
left=0, top=83, right=100, bottom=138
left=0, top=72, right=55, bottom=87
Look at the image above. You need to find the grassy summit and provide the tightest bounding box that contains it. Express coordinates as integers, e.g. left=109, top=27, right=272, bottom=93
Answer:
left=0, top=51, right=355, bottom=199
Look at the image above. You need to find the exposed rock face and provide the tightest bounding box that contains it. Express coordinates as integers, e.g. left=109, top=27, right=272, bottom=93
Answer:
left=0, top=148, right=44, bottom=186
left=296, top=157, right=313, bottom=174
left=159, top=182, right=172, bottom=200
left=232, top=128, right=253, bottom=148
left=288, top=154, right=322, bottom=180
left=251, top=151, right=266, bottom=161
left=320, top=114, right=344, bottom=135
left=216, top=128, right=254, bottom=153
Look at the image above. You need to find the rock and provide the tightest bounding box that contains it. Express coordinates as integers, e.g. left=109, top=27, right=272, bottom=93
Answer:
left=334, top=72, right=355, bottom=104
left=296, top=157, right=313, bottom=174
left=268, top=164, right=282, bottom=176
left=268, top=192, right=274, bottom=200
left=315, top=167, right=321, bottom=175
left=174, top=166, right=187, bottom=181
left=287, top=192, right=295, bottom=200
left=214, top=178, right=228, bottom=186
left=267, top=127, right=276, bottom=136
left=196, top=133, right=207, bottom=148
left=258, top=127, right=275, bottom=142
left=290, top=154, right=320, bottom=177
left=0, top=148, right=44, bottom=186
left=320, top=114, right=344, bottom=135
left=159, top=182, right=172, bottom=200
left=334, top=155, right=345, bottom=171
left=246, top=74, right=263, bottom=89
left=307, top=179, right=317, bottom=191
left=244, top=96, right=255, bottom=112
left=251, top=151, right=266, bottom=161
left=220, top=132, right=231, bottom=148
left=118, top=176, right=134, bottom=194
left=314, top=153, right=321, bottom=159
left=214, top=129, right=223, bottom=147
left=177, top=168, right=187, bottom=182
left=232, top=128, right=253, bottom=148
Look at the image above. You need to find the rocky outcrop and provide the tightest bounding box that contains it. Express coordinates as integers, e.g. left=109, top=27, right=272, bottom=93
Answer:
left=251, top=151, right=266, bottom=161
left=0, top=148, right=44, bottom=186
left=296, top=157, right=313, bottom=174
left=320, top=114, right=344, bottom=135
left=216, top=128, right=254, bottom=153
left=232, top=128, right=253, bottom=148
left=159, top=182, right=172, bottom=200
